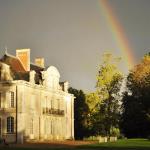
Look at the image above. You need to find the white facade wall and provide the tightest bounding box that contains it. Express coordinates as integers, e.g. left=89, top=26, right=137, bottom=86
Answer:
left=0, top=80, right=74, bottom=143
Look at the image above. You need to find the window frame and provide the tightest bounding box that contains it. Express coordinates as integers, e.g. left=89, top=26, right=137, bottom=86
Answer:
left=7, top=116, right=14, bottom=134
left=30, top=118, right=33, bottom=134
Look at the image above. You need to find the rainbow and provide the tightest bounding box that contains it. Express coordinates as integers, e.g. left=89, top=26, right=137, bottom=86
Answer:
left=99, top=0, right=135, bottom=69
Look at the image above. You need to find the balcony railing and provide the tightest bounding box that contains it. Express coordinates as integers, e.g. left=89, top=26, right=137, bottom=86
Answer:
left=43, top=107, right=64, bottom=116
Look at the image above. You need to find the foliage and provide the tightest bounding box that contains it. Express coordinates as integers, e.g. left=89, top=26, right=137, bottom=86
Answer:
left=96, top=53, right=123, bottom=99
left=69, top=53, right=123, bottom=139
left=110, top=127, right=120, bottom=137
left=121, top=54, right=150, bottom=138
left=95, top=53, right=123, bottom=136
left=86, top=53, right=123, bottom=137
left=86, top=91, right=100, bottom=113
left=68, top=87, right=90, bottom=139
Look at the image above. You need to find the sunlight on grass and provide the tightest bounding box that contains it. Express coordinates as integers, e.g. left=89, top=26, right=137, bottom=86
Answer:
left=78, top=139, right=150, bottom=150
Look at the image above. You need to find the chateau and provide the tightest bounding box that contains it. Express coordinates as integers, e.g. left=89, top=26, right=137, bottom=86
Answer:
left=0, top=49, right=74, bottom=143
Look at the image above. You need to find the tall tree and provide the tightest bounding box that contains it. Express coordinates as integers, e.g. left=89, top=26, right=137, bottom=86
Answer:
left=68, top=87, right=89, bottom=139
left=121, top=54, right=150, bottom=138
left=95, top=53, right=123, bottom=136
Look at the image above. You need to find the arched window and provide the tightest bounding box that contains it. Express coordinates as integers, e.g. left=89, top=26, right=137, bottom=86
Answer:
left=7, top=117, right=14, bottom=133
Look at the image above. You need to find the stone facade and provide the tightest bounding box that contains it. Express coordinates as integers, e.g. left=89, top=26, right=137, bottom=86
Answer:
left=0, top=49, right=74, bottom=143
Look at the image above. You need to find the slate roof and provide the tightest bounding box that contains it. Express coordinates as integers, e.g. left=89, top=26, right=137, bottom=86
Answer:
left=0, top=53, right=26, bottom=72
left=0, top=53, right=44, bottom=83
left=30, top=63, right=44, bottom=73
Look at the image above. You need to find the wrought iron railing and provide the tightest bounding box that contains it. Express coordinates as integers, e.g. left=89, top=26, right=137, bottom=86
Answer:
left=43, top=107, right=64, bottom=116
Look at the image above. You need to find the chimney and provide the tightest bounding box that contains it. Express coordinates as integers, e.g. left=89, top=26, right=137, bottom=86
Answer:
left=35, top=58, right=45, bottom=68
left=16, top=49, right=30, bottom=71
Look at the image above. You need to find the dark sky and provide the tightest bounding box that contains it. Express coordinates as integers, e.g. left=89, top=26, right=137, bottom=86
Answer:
left=0, top=0, right=150, bottom=92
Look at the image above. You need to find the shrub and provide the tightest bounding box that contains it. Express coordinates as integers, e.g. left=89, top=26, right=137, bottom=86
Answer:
left=110, top=127, right=120, bottom=137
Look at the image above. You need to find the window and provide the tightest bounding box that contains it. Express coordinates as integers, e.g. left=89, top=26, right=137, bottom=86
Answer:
left=51, top=99, right=53, bottom=109
left=0, top=93, right=1, bottom=108
left=30, top=95, right=35, bottom=110
left=49, top=120, right=51, bottom=134
left=30, top=119, right=33, bottom=134
left=49, top=99, right=51, bottom=109
left=42, top=96, right=47, bottom=108
left=45, top=96, right=48, bottom=108
left=51, top=120, right=53, bottom=134
left=0, top=118, right=1, bottom=136
left=10, top=92, right=14, bottom=108
left=57, top=99, right=60, bottom=110
left=44, top=119, right=47, bottom=134
left=7, top=117, right=14, bottom=133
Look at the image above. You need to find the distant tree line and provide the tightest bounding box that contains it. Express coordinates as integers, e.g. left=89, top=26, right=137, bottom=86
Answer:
left=69, top=53, right=150, bottom=140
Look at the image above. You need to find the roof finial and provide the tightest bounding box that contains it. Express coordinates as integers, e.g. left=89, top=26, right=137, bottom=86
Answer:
left=4, top=45, right=8, bottom=54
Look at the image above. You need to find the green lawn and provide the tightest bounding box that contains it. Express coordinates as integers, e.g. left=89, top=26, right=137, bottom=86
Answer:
left=79, top=139, right=150, bottom=150
left=1, top=139, right=150, bottom=150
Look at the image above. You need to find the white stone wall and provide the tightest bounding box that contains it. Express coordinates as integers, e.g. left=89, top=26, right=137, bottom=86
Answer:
left=0, top=82, right=16, bottom=143
left=0, top=80, right=74, bottom=143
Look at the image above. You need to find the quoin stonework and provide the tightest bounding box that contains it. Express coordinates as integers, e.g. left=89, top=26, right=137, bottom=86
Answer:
left=0, top=49, right=74, bottom=143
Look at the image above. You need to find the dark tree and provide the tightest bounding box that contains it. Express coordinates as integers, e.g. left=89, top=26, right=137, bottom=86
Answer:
left=121, top=55, right=150, bottom=138
left=68, top=87, right=89, bottom=139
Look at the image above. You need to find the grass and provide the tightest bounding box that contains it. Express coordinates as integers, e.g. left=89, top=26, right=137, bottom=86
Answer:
left=79, top=139, right=150, bottom=150
left=1, top=139, right=150, bottom=150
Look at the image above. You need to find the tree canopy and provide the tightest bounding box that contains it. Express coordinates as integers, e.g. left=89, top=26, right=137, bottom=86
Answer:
left=86, top=53, right=123, bottom=136
left=121, top=54, right=150, bottom=138
left=68, top=87, right=89, bottom=139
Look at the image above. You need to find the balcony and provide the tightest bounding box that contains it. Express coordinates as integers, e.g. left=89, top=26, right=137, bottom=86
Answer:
left=42, top=107, right=64, bottom=116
